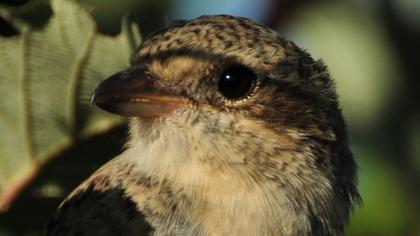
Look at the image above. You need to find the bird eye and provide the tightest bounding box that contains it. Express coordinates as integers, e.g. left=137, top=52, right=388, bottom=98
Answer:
left=218, top=65, right=257, bottom=100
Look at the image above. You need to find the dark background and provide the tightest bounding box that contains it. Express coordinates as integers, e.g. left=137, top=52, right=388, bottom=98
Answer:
left=0, top=0, right=419, bottom=235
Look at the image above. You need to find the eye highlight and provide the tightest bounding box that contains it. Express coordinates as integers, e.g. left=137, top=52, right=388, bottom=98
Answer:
left=218, top=65, right=257, bottom=100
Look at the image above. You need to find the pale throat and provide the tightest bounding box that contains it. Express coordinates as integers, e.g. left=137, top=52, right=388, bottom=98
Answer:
left=122, top=112, right=338, bottom=235
left=123, top=110, right=308, bottom=189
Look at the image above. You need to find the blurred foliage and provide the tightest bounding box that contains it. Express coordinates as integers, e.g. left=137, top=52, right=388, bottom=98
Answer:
left=283, top=2, right=400, bottom=130
left=78, top=0, right=170, bottom=36
left=348, top=146, right=413, bottom=236
left=0, top=0, right=139, bottom=211
left=0, top=0, right=419, bottom=236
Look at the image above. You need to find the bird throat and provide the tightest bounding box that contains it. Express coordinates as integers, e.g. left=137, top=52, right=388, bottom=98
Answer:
left=120, top=115, right=344, bottom=235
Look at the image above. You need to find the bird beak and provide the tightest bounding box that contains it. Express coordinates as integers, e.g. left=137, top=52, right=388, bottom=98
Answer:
left=91, top=68, right=187, bottom=118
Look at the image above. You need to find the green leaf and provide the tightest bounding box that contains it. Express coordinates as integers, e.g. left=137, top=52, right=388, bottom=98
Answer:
left=0, top=0, right=140, bottom=211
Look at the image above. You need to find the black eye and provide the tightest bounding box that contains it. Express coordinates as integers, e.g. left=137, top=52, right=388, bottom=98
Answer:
left=218, top=65, right=257, bottom=100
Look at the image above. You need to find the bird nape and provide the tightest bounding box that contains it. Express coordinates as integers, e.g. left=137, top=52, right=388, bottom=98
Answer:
left=45, top=15, right=360, bottom=236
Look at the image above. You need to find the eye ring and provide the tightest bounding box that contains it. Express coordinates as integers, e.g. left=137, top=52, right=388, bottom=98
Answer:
left=218, top=65, right=257, bottom=100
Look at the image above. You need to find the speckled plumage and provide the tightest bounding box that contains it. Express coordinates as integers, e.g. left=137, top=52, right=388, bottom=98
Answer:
left=45, top=15, right=360, bottom=236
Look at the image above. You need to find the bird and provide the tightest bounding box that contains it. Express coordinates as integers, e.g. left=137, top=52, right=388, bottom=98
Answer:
left=45, top=15, right=360, bottom=236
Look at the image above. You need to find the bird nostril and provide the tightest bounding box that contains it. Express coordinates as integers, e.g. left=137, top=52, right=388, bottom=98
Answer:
left=143, top=79, right=156, bottom=89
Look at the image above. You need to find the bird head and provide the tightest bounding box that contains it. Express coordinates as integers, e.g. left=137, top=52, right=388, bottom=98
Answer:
left=92, top=15, right=359, bottom=234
